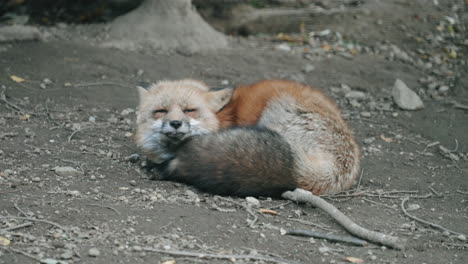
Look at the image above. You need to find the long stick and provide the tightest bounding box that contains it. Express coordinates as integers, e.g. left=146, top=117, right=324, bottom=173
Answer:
left=282, top=188, right=406, bottom=250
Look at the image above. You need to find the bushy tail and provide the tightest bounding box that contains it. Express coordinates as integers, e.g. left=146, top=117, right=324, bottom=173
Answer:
left=162, top=126, right=297, bottom=198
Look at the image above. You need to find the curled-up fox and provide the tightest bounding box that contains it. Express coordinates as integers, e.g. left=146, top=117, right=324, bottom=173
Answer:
left=135, top=79, right=360, bottom=197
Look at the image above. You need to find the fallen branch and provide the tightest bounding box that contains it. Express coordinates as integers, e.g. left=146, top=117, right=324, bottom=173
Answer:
left=401, top=197, right=466, bottom=237
left=285, top=229, right=367, bottom=247
left=1, top=246, right=41, bottom=261
left=0, top=215, right=66, bottom=231
left=0, top=89, right=26, bottom=113
left=142, top=247, right=299, bottom=264
left=73, top=81, right=130, bottom=88
left=86, top=204, right=121, bottom=216
left=0, top=222, right=33, bottom=232
left=282, top=188, right=406, bottom=250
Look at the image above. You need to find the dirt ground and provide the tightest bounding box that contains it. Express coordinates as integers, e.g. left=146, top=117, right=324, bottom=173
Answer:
left=1, top=0, right=467, bottom=263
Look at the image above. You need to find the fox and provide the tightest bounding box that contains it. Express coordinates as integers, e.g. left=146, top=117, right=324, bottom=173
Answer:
left=135, top=79, right=360, bottom=198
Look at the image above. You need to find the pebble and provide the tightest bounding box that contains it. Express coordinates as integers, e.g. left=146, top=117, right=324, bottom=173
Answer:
left=407, top=203, right=421, bottom=211
left=221, top=80, right=229, bottom=85
left=275, top=43, right=292, bottom=52
left=40, top=258, right=60, bottom=264
left=88, top=247, right=100, bottom=257
left=32, top=177, right=41, bottom=182
left=345, top=91, right=366, bottom=100
left=120, top=108, right=135, bottom=116
left=360, top=111, right=372, bottom=118
left=245, top=196, right=260, bottom=207
left=458, top=234, right=466, bottom=241
left=43, top=78, right=52, bottom=85
left=90, top=175, right=96, bottom=181
left=129, top=180, right=137, bottom=186
left=392, top=79, right=424, bottom=110
left=124, top=132, right=133, bottom=138
left=137, top=69, right=144, bottom=76
left=88, top=116, right=96, bottom=122
left=60, top=250, right=74, bottom=260
left=438, top=85, right=449, bottom=92
left=341, top=83, right=352, bottom=93
left=53, top=166, right=82, bottom=177
left=303, top=64, right=315, bottom=73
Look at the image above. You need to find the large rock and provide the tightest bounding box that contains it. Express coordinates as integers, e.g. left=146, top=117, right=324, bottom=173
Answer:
left=392, top=79, right=424, bottom=110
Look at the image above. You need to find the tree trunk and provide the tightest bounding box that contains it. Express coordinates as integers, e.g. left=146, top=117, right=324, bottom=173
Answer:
left=102, top=0, right=228, bottom=53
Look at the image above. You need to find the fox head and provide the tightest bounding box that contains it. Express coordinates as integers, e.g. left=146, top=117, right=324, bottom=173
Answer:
left=135, top=79, right=233, bottom=162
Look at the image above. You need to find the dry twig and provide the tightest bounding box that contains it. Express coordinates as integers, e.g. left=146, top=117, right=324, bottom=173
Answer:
left=142, top=247, right=299, bottom=264
left=1, top=246, right=41, bottom=261
left=285, top=229, right=368, bottom=246
left=282, top=188, right=406, bottom=250
left=400, top=197, right=466, bottom=237
left=0, top=222, right=33, bottom=232
left=0, top=215, right=66, bottom=231
left=86, top=204, right=121, bottom=216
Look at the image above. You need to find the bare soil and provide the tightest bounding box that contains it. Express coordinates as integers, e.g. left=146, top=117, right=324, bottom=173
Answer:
left=1, top=0, right=467, bottom=263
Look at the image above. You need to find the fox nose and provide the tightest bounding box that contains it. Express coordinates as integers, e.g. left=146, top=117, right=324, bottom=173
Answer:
left=169, top=120, right=182, bottom=129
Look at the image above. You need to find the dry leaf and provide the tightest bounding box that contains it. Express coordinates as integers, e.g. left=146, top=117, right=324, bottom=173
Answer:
left=258, top=209, right=279, bottom=215
left=0, top=236, right=11, bottom=246
left=20, top=114, right=30, bottom=121
left=322, top=44, right=331, bottom=52
left=380, top=134, right=393, bottom=143
left=10, top=75, right=25, bottom=83
left=344, top=256, right=364, bottom=263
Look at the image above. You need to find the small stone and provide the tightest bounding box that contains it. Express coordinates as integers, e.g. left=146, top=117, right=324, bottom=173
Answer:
left=129, top=180, right=137, bottom=186
left=88, top=247, right=100, bottom=257
left=32, top=177, right=41, bottom=182
left=90, top=175, right=96, bottom=181
left=407, top=203, right=420, bottom=211
left=124, top=132, right=133, bottom=138
left=457, top=234, right=466, bottom=241
left=120, top=108, right=135, bottom=116
left=40, top=83, right=47, bottom=89
left=221, top=80, right=229, bottom=85
left=43, top=78, right=52, bottom=84
left=392, top=79, right=424, bottom=110
left=275, top=43, right=291, bottom=52
left=363, top=138, right=375, bottom=144
left=137, top=69, right=144, bottom=76
left=318, top=29, right=331, bottom=36
left=245, top=197, right=260, bottom=207
left=0, top=150, right=3, bottom=155
left=360, top=111, right=371, bottom=118
left=442, top=231, right=450, bottom=236
left=370, top=255, right=377, bottom=260
left=185, top=190, right=198, bottom=199
left=88, top=116, right=96, bottom=122
left=438, top=85, right=449, bottom=93
left=53, top=166, right=82, bottom=177
left=345, top=91, right=366, bottom=100
left=60, top=250, right=74, bottom=260
left=303, top=64, right=315, bottom=73
left=341, top=83, right=352, bottom=93
left=133, top=245, right=142, bottom=252
left=40, top=258, right=60, bottom=264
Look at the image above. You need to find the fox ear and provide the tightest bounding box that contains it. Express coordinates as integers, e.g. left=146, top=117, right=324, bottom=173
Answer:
left=207, top=88, right=234, bottom=112
left=136, top=86, right=149, bottom=103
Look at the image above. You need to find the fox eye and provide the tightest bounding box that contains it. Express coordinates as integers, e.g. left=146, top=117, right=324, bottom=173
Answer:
left=183, top=108, right=197, bottom=113
left=152, top=109, right=167, bottom=118
left=153, top=109, right=168, bottom=114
